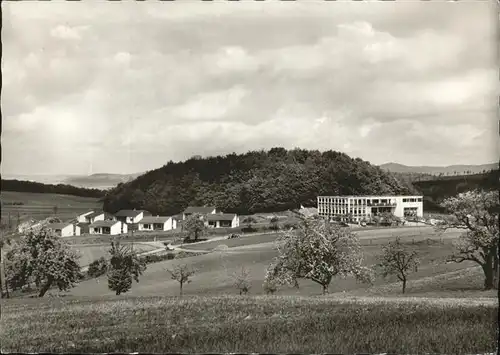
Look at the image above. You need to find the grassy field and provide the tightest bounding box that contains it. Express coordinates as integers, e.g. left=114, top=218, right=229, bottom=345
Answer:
left=1, top=295, right=496, bottom=353
left=64, top=227, right=490, bottom=298
left=74, top=243, right=159, bottom=267
left=0, top=191, right=102, bottom=223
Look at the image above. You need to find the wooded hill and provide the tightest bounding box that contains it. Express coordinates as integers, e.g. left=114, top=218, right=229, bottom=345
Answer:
left=412, top=170, right=499, bottom=212
left=1, top=179, right=106, bottom=199
left=102, top=148, right=417, bottom=215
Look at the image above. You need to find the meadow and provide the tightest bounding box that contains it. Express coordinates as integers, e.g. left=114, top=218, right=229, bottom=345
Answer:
left=1, top=295, right=496, bottom=353
left=74, top=243, right=159, bottom=267
left=0, top=191, right=102, bottom=224
left=66, top=227, right=491, bottom=298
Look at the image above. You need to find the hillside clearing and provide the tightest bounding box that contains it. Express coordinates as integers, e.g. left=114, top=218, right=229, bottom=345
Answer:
left=0, top=191, right=102, bottom=223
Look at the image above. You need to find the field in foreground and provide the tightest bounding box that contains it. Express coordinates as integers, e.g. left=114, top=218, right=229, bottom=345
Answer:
left=1, top=295, right=497, bottom=353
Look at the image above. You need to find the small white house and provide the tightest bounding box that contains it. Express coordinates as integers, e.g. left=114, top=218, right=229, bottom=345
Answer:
left=206, top=213, right=239, bottom=229
left=84, top=211, right=115, bottom=224
left=114, top=210, right=147, bottom=224
left=89, top=220, right=127, bottom=235
left=182, top=206, right=217, bottom=220
left=76, top=211, right=94, bottom=223
left=138, top=216, right=177, bottom=232
left=47, top=223, right=81, bottom=237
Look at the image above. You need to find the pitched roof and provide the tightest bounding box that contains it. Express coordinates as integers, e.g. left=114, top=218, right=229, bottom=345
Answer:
left=86, top=211, right=105, bottom=219
left=47, top=223, right=72, bottom=229
left=114, top=210, right=143, bottom=217
left=206, top=213, right=237, bottom=221
left=139, top=216, right=172, bottom=224
left=90, top=220, right=120, bottom=228
left=183, top=206, right=217, bottom=214
left=78, top=210, right=94, bottom=217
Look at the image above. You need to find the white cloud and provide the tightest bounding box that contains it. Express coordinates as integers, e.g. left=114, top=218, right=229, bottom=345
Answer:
left=50, top=25, right=84, bottom=40
left=2, top=1, right=497, bottom=175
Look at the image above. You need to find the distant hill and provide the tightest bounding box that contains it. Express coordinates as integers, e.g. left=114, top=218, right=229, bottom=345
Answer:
left=1, top=179, right=106, bottom=198
left=380, top=162, right=498, bottom=175
left=102, top=147, right=417, bottom=215
left=63, top=173, right=144, bottom=190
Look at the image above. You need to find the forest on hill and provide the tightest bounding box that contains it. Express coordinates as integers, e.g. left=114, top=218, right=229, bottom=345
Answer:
left=412, top=170, right=499, bottom=212
left=102, top=148, right=417, bottom=215
left=1, top=179, right=106, bottom=199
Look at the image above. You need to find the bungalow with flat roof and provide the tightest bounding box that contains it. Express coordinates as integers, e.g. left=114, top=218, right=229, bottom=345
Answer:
left=138, top=216, right=177, bottom=232
left=182, top=206, right=217, bottom=220
left=89, top=220, right=127, bottom=235
left=206, top=213, right=239, bottom=229
left=114, top=209, right=148, bottom=224
left=47, top=222, right=81, bottom=237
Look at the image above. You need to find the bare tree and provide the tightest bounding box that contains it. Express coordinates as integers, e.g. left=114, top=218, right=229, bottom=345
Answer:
left=232, top=266, right=252, bottom=295
left=376, top=237, right=419, bottom=294
left=167, top=264, right=196, bottom=296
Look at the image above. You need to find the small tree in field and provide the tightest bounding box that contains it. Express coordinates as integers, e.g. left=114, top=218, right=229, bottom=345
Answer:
left=376, top=237, right=419, bottom=294
left=167, top=263, right=196, bottom=296
left=269, top=216, right=280, bottom=232
left=232, top=266, right=252, bottom=295
left=436, top=190, right=499, bottom=290
left=265, top=216, right=373, bottom=294
left=5, top=226, right=82, bottom=297
left=183, top=213, right=207, bottom=242
left=107, top=241, right=147, bottom=295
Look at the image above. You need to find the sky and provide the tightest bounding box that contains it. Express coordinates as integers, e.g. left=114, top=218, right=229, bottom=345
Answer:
left=2, top=0, right=499, bottom=176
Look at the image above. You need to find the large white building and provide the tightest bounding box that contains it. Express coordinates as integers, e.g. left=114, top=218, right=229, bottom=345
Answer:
left=317, top=195, right=423, bottom=222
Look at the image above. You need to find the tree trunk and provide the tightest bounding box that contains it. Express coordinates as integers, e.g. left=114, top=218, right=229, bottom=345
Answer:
left=322, top=284, right=329, bottom=295
left=482, top=263, right=494, bottom=290
left=402, top=278, right=406, bottom=294
left=38, top=279, right=53, bottom=298
left=180, top=281, right=183, bottom=296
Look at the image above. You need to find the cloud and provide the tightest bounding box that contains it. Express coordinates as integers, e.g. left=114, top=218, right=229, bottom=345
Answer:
left=2, top=1, right=497, bottom=176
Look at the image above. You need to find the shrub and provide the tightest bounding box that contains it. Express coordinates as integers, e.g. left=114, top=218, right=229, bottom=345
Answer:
left=87, top=257, right=108, bottom=278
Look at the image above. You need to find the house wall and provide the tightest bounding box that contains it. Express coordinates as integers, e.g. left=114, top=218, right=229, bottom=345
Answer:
left=60, top=225, right=74, bottom=237
left=92, top=213, right=105, bottom=223
left=112, top=222, right=127, bottom=235
left=74, top=225, right=81, bottom=236
left=77, top=211, right=94, bottom=223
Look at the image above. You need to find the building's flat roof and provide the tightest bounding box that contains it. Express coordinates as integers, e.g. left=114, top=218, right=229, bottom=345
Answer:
left=47, top=223, right=72, bottom=229
left=139, top=216, right=172, bottom=224
left=184, top=206, right=217, bottom=214
left=206, top=213, right=236, bottom=221
left=90, top=220, right=120, bottom=228
left=114, top=210, right=144, bottom=217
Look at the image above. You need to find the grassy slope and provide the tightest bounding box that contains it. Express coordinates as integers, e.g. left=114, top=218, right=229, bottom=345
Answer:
left=66, top=228, right=490, bottom=298
left=1, top=295, right=497, bottom=353
left=1, top=191, right=102, bottom=223
left=74, top=243, right=158, bottom=267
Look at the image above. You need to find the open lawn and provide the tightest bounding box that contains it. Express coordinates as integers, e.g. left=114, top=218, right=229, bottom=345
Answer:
left=0, top=191, right=102, bottom=223
left=73, top=243, right=159, bottom=267
left=66, top=227, right=488, bottom=298
left=0, top=295, right=496, bottom=353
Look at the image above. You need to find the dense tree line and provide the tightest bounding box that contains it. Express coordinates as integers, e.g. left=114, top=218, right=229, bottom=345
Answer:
left=1, top=179, right=105, bottom=199
left=103, top=148, right=417, bottom=215
left=411, top=169, right=499, bottom=212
